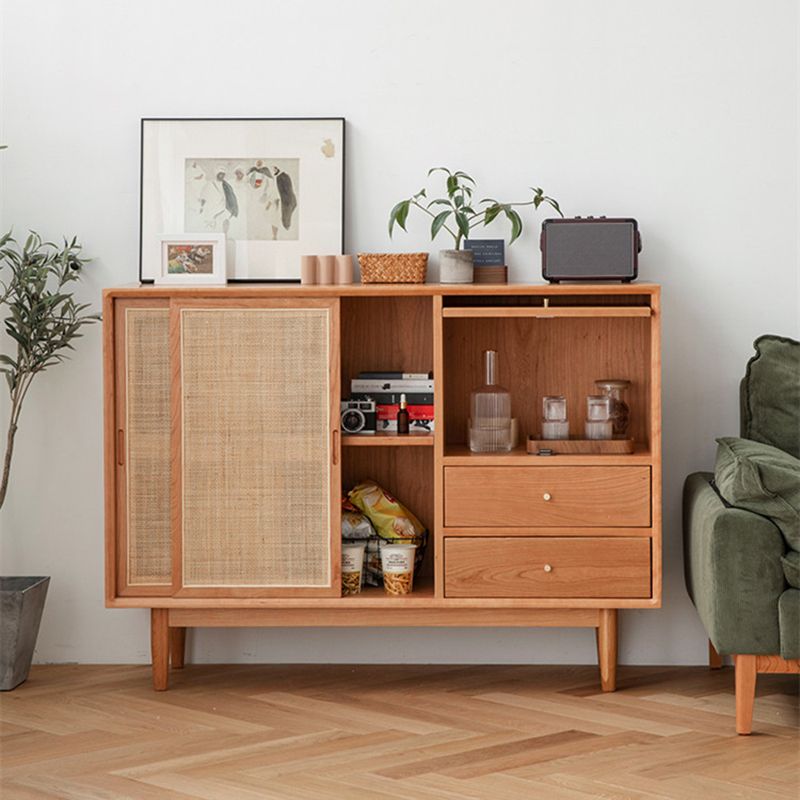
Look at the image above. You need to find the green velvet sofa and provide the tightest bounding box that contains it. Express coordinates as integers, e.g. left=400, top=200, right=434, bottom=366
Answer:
left=683, top=334, right=800, bottom=735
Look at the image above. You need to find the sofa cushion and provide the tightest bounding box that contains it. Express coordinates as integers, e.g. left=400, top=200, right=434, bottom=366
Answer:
left=781, top=551, right=800, bottom=589
left=714, top=437, right=800, bottom=550
left=740, top=335, right=800, bottom=458
left=778, top=589, right=800, bottom=660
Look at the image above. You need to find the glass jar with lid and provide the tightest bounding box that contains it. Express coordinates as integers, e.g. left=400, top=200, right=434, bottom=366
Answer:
left=585, top=395, right=612, bottom=440
left=542, top=395, right=569, bottom=440
left=595, top=379, right=631, bottom=436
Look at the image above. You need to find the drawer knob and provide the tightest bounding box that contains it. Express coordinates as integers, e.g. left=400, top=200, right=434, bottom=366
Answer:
left=543, top=492, right=552, bottom=501
left=543, top=564, right=553, bottom=573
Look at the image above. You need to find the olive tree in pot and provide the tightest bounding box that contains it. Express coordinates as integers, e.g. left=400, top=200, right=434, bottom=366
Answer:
left=389, top=167, right=563, bottom=283
left=0, top=231, right=99, bottom=690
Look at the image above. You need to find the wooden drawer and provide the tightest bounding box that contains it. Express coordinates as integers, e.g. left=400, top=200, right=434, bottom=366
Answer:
left=444, top=466, right=650, bottom=527
left=445, top=537, right=651, bottom=598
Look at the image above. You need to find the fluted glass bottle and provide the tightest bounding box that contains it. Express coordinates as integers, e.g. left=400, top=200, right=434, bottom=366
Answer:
left=468, top=350, right=512, bottom=453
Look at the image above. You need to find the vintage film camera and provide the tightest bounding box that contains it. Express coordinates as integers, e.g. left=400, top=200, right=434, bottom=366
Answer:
left=340, top=399, right=377, bottom=434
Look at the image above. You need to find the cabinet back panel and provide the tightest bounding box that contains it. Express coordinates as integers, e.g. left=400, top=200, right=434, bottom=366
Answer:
left=123, top=307, right=172, bottom=586
left=180, top=308, right=332, bottom=588
left=443, top=317, right=651, bottom=447
left=341, top=297, right=433, bottom=396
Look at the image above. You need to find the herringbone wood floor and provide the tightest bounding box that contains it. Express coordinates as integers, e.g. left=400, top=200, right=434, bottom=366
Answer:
left=0, top=664, right=797, bottom=799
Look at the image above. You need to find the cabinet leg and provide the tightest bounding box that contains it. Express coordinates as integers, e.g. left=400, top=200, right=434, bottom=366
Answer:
left=170, top=627, right=187, bottom=670
left=150, top=609, right=169, bottom=691
left=709, top=640, right=723, bottom=670
left=734, top=655, right=757, bottom=735
left=597, top=609, right=618, bottom=692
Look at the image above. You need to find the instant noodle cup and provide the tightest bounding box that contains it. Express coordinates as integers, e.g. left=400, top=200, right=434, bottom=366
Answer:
left=341, top=542, right=366, bottom=595
left=380, top=543, right=416, bottom=596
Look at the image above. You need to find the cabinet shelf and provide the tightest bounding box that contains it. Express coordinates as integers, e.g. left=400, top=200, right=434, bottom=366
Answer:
left=442, top=306, right=651, bottom=319
left=443, top=443, right=652, bottom=466
left=339, top=576, right=435, bottom=603
left=342, top=432, right=434, bottom=447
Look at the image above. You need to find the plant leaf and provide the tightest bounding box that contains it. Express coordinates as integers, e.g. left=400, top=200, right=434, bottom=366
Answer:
left=483, top=204, right=502, bottom=225
left=388, top=199, right=411, bottom=236
left=505, top=207, right=523, bottom=244
left=430, top=210, right=452, bottom=239
left=452, top=171, right=475, bottom=184
left=455, top=212, right=470, bottom=240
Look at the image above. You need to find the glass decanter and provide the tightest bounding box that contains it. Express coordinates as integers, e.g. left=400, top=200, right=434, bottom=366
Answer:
left=469, top=350, right=512, bottom=453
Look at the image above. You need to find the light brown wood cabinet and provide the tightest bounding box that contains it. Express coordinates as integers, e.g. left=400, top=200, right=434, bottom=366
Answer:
left=104, top=283, right=661, bottom=692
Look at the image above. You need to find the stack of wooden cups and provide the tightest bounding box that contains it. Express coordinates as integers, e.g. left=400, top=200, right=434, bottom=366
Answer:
left=300, top=255, right=354, bottom=285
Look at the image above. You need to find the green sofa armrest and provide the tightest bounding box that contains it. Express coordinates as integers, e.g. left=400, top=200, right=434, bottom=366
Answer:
left=683, top=472, right=786, bottom=655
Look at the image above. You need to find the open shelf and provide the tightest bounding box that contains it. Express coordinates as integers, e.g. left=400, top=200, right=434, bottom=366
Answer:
left=338, top=575, right=435, bottom=603
left=342, top=432, right=434, bottom=447
left=443, top=442, right=652, bottom=466
left=441, top=314, right=653, bottom=453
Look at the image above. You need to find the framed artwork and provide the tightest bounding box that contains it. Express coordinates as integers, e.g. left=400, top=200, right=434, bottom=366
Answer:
left=154, top=234, right=227, bottom=285
left=140, top=117, right=345, bottom=282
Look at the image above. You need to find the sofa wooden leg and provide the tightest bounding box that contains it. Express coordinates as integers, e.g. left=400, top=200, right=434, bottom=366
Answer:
left=151, top=609, right=169, bottom=691
left=734, top=654, right=757, bottom=735
left=709, top=640, right=723, bottom=670
left=597, top=609, right=618, bottom=692
left=170, top=627, right=186, bottom=670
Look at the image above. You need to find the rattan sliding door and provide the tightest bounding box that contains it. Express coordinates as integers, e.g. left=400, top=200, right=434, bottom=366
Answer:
left=173, top=299, right=340, bottom=597
left=114, top=300, right=173, bottom=595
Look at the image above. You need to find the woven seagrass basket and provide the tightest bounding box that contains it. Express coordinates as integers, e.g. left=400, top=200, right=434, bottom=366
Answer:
left=357, top=252, right=428, bottom=284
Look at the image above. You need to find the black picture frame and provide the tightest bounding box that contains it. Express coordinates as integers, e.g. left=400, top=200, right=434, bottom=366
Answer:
left=139, top=117, right=346, bottom=283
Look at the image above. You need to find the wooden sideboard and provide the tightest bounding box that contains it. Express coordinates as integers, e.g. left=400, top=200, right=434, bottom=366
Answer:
left=103, top=282, right=661, bottom=691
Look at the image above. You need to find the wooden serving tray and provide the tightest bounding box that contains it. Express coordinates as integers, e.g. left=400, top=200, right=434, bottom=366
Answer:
left=527, top=436, right=636, bottom=455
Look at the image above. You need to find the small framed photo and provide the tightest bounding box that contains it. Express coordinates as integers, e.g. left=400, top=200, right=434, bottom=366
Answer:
left=154, top=234, right=227, bottom=285
left=140, top=117, right=345, bottom=282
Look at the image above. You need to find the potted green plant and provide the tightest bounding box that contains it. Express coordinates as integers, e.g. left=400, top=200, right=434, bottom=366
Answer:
left=389, top=167, right=563, bottom=283
left=0, top=231, right=100, bottom=690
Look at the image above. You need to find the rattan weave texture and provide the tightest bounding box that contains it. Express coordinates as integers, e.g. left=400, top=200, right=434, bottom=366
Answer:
left=181, top=308, right=331, bottom=587
left=357, top=253, right=428, bottom=284
left=126, top=308, right=172, bottom=585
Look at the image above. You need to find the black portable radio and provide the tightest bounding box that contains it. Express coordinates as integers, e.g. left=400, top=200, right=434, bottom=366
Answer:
left=540, top=217, right=642, bottom=283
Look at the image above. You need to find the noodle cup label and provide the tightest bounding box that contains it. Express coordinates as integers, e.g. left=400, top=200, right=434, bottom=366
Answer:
left=380, top=544, right=416, bottom=574
left=341, top=543, right=366, bottom=595
left=341, top=543, right=366, bottom=573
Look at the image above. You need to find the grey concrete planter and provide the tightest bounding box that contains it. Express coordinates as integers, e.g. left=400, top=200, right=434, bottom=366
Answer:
left=1, top=576, right=49, bottom=690
left=439, top=249, right=474, bottom=283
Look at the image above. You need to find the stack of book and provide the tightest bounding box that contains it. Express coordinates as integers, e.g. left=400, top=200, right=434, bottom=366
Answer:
left=351, top=372, right=434, bottom=433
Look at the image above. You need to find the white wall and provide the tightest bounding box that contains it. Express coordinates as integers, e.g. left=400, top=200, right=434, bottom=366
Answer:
left=1, top=0, right=798, bottom=666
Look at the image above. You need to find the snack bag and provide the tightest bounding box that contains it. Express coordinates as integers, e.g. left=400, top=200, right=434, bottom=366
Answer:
left=341, top=497, right=376, bottom=540
left=347, top=480, right=425, bottom=541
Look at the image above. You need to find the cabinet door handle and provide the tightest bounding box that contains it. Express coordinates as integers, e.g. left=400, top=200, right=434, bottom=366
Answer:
left=332, top=429, right=339, bottom=465
left=543, top=563, right=553, bottom=573
left=117, top=429, right=125, bottom=466
left=543, top=492, right=552, bottom=501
